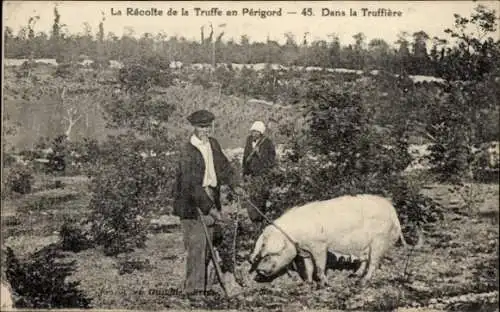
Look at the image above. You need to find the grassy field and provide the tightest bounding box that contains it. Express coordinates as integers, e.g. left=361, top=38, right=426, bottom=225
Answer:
left=1, top=173, right=498, bottom=311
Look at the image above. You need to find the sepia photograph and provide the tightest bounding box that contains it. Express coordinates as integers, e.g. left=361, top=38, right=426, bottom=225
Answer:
left=1, top=1, right=499, bottom=311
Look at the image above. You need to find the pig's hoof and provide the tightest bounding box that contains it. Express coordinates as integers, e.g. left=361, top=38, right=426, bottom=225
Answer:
left=315, top=282, right=329, bottom=290
left=298, top=280, right=309, bottom=287
left=350, top=271, right=364, bottom=278
left=301, top=280, right=314, bottom=288
left=357, top=278, right=370, bottom=288
left=315, top=279, right=330, bottom=289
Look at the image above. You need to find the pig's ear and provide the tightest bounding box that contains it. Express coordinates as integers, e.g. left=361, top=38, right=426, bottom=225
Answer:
left=249, top=233, right=265, bottom=264
left=266, top=236, right=287, bottom=255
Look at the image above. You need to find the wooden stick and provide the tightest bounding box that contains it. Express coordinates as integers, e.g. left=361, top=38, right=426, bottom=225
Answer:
left=196, top=207, right=229, bottom=298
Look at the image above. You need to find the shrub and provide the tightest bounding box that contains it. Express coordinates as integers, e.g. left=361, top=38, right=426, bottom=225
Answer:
left=426, top=86, right=474, bottom=182
left=5, top=246, right=91, bottom=309
left=103, top=91, right=175, bottom=132
left=426, top=75, right=499, bottom=182
left=87, top=133, right=176, bottom=256
left=53, top=63, right=75, bottom=79
left=5, top=164, right=35, bottom=195
left=66, top=137, right=101, bottom=176
left=59, top=222, right=94, bottom=253
left=15, top=60, right=36, bottom=78
left=118, top=58, right=173, bottom=92
left=214, top=65, right=236, bottom=95
left=190, top=69, right=213, bottom=89
left=46, top=135, right=68, bottom=174
left=2, top=151, right=17, bottom=168
left=232, top=66, right=259, bottom=99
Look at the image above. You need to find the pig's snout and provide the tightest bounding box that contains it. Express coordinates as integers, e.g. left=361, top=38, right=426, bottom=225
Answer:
left=255, top=262, right=278, bottom=277
left=248, top=254, right=261, bottom=273
left=248, top=251, right=261, bottom=265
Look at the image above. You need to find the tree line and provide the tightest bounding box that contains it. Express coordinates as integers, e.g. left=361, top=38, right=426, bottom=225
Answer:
left=4, top=5, right=499, bottom=79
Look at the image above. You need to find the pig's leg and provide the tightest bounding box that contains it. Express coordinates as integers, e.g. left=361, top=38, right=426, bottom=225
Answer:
left=353, top=259, right=368, bottom=277
left=361, top=237, right=388, bottom=283
left=350, top=246, right=370, bottom=277
left=303, top=256, right=314, bottom=283
left=309, top=246, right=329, bottom=287
left=293, top=255, right=314, bottom=283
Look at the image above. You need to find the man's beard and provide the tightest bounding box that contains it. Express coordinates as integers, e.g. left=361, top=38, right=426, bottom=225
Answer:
left=197, top=132, right=209, bottom=143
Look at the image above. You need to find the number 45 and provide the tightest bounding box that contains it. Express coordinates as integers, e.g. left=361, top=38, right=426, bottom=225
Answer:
left=301, top=8, right=313, bottom=16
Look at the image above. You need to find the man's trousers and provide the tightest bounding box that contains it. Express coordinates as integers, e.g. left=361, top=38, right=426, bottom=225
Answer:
left=181, top=218, right=213, bottom=293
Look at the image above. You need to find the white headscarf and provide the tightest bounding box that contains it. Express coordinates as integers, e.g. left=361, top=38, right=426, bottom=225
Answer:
left=250, top=121, right=266, bottom=134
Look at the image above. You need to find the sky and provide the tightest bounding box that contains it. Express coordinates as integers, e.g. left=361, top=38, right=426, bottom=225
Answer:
left=3, top=1, right=499, bottom=47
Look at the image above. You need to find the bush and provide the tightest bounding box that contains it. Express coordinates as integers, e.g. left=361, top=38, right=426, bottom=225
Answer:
left=5, top=164, right=35, bottom=195
left=59, top=222, right=94, bottom=253
left=5, top=246, right=91, bottom=309
left=103, top=91, right=175, bottom=132
left=29, top=136, right=103, bottom=176
left=2, top=151, right=17, bottom=167
left=426, top=76, right=499, bottom=183
left=46, top=135, right=68, bottom=174
left=66, top=137, right=101, bottom=176
left=87, top=133, right=176, bottom=256
left=53, top=63, right=75, bottom=79
left=118, top=58, right=173, bottom=92
left=426, top=86, right=474, bottom=182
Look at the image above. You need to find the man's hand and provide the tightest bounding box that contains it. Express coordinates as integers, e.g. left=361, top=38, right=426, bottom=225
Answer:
left=209, top=209, right=222, bottom=222
left=201, top=214, right=216, bottom=226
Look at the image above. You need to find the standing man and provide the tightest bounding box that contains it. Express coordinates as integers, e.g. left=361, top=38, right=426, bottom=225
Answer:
left=173, top=109, right=243, bottom=296
left=242, top=121, right=276, bottom=223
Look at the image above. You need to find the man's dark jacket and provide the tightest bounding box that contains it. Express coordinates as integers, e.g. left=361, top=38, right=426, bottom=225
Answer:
left=242, top=136, right=276, bottom=177
left=173, top=137, right=238, bottom=219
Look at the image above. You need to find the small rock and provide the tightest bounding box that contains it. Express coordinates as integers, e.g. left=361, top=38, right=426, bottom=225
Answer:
left=149, top=215, right=181, bottom=232
left=150, top=215, right=180, bottom=226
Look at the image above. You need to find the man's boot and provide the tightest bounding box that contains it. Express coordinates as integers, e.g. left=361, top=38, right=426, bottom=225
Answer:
left=223, top=271, right=243, bottom=296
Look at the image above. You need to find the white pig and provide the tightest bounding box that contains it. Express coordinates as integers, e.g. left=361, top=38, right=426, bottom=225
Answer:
left=1, top=281, right=14, bottom=310
left=249, top=194, right=412, bottom=286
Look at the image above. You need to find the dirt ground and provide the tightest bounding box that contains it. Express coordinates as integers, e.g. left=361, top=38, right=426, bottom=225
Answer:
left=1, top=175, right=498, bottom=311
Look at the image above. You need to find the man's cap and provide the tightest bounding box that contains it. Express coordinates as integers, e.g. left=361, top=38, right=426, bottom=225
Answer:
left=250, top=121, right=266, bottom=134
left=187, top=110, right=215, bottom=127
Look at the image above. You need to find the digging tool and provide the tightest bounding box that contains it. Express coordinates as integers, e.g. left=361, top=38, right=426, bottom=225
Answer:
left=196, top=207, right=229, bottom=298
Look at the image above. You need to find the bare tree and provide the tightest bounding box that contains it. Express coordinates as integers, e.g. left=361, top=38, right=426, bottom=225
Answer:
left=207, top=23, right=214, bottom=43
left=216, top=31, right=225, bottom=43
left=58, top=86, right=83, bottom=141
